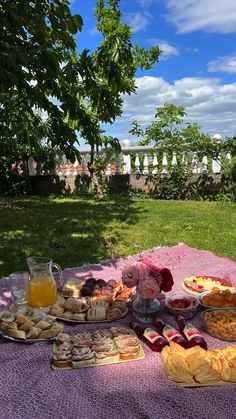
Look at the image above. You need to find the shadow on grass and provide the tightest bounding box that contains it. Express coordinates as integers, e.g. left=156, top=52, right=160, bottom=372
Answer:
left=0, top=196, right=145, bottom=276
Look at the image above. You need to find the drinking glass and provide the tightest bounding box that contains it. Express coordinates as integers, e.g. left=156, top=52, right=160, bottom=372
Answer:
left=9, top=271, right=30, bottom=312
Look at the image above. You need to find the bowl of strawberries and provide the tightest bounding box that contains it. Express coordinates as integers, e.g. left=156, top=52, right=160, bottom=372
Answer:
left=165, top=295, right=199, bottom=319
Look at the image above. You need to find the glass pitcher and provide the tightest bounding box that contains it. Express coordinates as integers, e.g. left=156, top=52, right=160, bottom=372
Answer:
left=27, top=257, right=62, bottom=307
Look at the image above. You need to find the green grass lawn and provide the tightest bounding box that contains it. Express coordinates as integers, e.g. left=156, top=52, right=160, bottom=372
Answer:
left=0, top=196, right=235, bottom=277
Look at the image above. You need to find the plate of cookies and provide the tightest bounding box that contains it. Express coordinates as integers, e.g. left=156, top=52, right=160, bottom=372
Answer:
left=49, top=297, right=128, bottom=323
left=0, top=309, right=63, bottom=343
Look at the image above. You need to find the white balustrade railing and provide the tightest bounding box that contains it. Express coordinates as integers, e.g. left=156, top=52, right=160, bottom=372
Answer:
left=27, top=144, right=231, bottom=177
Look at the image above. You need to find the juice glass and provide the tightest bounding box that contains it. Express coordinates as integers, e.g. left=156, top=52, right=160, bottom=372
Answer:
left=27, top=257, right=62, bottom=307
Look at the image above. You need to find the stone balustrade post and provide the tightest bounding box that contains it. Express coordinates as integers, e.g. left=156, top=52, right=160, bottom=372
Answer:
left=66, top=160, right=70, bottom=176
left=192, top=153, right=198, bottom=174
left=106, top=164, right=112, bottom=175
left=212, top=156, right=221, bottom=173
left=161, top=152, right=168, bottom=174
left=81, top=157, right=87, bottom=175
left=171, top=152, right=177, bottom=167
left=134, top=153, right=141, bottom=174
left=28, top=157, right=37, bottom=176
left=143, top=153, right=149, bottom=175
left=202, top=156, right=208, bottom=173
left=152, top=153, right=158, bottom=175
left=73, top=159, right=78, bottom=176
left=123, top=152, right=131, bottom=174
left=226, top=152, right=232, bottom=163
left=115, top=154, right=121, bottom=174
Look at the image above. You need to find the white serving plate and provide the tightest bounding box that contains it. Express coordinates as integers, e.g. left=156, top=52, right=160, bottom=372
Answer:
left=0, top=330, right=58, bottom=344
left=56, top=307, right=128, bottom=323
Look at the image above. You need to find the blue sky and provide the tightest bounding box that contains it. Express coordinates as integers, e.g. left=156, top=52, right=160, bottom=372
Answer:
left=70, top=0, right=236, bottom=145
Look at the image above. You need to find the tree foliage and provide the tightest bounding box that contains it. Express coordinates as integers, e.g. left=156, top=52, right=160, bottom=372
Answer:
left=0, top=0, right=160, bottom=165
left=129, top=102, right=235, bottom=158
left=0, top=0, right=83, bottom=158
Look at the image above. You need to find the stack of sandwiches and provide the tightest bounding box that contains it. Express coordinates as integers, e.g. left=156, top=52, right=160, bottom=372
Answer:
left=52, top=327, right=141, bottom=368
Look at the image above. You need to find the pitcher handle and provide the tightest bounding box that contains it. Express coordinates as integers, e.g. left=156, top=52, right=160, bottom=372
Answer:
left=51, top=263, right=63, bottom=287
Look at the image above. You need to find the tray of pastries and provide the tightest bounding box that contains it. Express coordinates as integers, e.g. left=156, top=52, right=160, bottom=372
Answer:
left=161, top=341, right=236, bottom=386
left=60, top=277, right=135, bottom=302
left=0, top=309, right=63, bottom=342
left=51, top=326, right=145, bottom=369
left=49, top=297, right=128, bottom=322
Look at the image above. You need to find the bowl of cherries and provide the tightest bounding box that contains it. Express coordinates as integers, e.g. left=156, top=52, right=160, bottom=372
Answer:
left=165, top=295, right=199, bottom=319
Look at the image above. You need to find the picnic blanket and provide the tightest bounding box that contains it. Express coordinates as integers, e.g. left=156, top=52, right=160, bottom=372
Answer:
left=0, top=244, right=236, bottom=419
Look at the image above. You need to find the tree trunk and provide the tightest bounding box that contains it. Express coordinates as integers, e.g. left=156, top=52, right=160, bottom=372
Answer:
left=88, top=144, right=104, bottom=200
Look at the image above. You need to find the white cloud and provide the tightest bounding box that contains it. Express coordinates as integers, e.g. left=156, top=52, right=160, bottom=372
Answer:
left=124, top=12, right=152, bottom=33
left=109, top=76, right=236, bottom=139
left=149, top=39, right=179, bottom=60
left=208, top=54, right=236, bottom=73
left=165, top=0, right=236, bottom=33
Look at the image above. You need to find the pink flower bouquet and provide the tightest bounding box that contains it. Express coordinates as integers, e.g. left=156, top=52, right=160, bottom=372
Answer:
left=121, top=256, right=174, bottom=295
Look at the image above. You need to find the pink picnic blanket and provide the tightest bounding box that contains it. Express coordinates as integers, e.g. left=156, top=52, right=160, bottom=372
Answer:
left=0, top=244, right=236, bottom=419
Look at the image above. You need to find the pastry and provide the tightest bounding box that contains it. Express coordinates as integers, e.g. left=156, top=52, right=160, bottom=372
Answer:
left=61, top=278, right=85, bottom=298
left=34, top=320, right=51, bottom=330
left=0, top=321, right=18, bottom=331
left=43, top=315, right=56, bottom=324
left=106, top=307, right=123, bottom=320
left=0, top=311, right=15, bottom=322
left=56, top=296, right=66, bottom=307
left=18, top=320, right=35, bottom=331
left=86, top=306, right=107, bottom=321
left=89, top=300, right=110, bottom=310
left=39, top=326, right=63, bottom=339
left=15, top=314, right=29, bottom=327
left=0, top=309, right=63, bottom=341
left=49, top=305, right=64, bottom=317
left=26, top=327, right=41, bottom=339
left=62, top=311, right=74, bottom=320
left=63, top=298, right=89, bottom=314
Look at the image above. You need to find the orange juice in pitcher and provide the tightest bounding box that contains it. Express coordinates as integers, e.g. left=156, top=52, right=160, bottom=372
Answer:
left=27, top=257, right=62, bottom=307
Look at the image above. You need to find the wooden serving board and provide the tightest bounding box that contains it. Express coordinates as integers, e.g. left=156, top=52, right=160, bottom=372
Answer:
left=51, top=342, right=145, bottom=370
